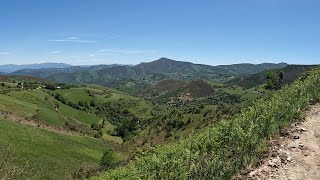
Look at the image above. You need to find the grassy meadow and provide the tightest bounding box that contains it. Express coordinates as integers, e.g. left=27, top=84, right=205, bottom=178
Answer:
left=0, top=119, right=111, bottom=179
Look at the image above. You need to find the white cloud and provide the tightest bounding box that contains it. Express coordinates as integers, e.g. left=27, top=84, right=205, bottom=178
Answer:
left=0, top=52, right=9, bottom=55
left=77, top=33, right=119, bottom=38
left=50, top=51, right=61, bottom=54
left=55, top=33, right=119, bottom=39
left=48, top=36, right=96, bottom=43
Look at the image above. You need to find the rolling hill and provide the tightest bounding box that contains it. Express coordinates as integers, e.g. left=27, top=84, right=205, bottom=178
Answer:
left=227, top=65, right=320, bottom=89
left=182, top=80, right=215, bottom=98
left=152, top=79, right=215, bottom=99
left=0, top=76, right=140, bottom=178
left=153, top=79, right=187, bottom=93
left=136, top=58, right=287, bottom=75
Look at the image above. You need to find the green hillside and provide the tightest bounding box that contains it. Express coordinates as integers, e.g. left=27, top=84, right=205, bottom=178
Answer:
left=227, top=65, right=319, bottom=89
left=1, top=66, right=317, bottom=179
left=2, top=0, right=319, bottom=178
left=0, top=89, right=101, bottom=127
left=93, top=68, right=320, bottom=179
left=0, top=77, right=154, bottom=143
left=0, top=78, right=130, bottom=179
left=0, top=119, right=114, bottom=179
left=52, top=85, right=153, bottom=120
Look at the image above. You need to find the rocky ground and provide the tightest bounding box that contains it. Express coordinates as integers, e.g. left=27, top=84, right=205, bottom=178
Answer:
left=238, top=103, right=320, bottom=180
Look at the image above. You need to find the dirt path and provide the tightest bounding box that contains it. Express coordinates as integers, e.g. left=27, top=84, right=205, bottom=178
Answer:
left=244, top=104, right=320, bottom=180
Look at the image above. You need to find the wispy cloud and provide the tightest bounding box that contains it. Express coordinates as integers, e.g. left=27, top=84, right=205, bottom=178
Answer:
left=50, top=51, right=61, bottom=54
left=55, top=33, right=119, bottom=39
left=48, top=37, right=96, bottom=43
left=0, top=52, right=9, bottom=55
left=97, top=48, right=157, bottom=54
left=76, top=33, right=119, bottom=39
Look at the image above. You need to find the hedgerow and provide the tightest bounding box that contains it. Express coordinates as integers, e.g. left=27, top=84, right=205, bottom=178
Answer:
left=93, top=69, right=320, bottom=180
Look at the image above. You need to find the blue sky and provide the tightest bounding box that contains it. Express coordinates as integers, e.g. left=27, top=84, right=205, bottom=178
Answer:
left=0, top=0, right=319, bottom=65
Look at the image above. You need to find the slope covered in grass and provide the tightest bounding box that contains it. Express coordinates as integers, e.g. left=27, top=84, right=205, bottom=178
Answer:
left=0, top=119, right=112, bottom=179
left=0, top=94, right=37, bottom=117
left=58, top=103, right=101, bottom=125
left=2, top=89, right=101, bottom=127
left=53, top=85, right=153, bottom=120
left=8, top=90, right=63, bottom=125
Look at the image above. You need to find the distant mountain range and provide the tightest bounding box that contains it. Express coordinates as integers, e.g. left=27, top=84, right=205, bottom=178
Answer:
left=3, top=58, right=288, bottom=92
left=0, top=63, right=72, bottom=73
left=10, top=64, right=121, bottom=78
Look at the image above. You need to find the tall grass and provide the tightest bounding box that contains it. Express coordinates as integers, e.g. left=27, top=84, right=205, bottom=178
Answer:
left=94, top=69, right=320, bottom=180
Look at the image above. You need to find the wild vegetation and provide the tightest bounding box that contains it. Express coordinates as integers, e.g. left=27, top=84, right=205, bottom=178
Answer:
left=0, top=62, right=317, bottom=179
left=94, top=69, right=320, bottom=179
left=0, top=144, right=31, bottom=179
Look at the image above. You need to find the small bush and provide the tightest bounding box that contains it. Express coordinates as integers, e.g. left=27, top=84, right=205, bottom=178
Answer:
left=100, top=149, right=115, bottom=168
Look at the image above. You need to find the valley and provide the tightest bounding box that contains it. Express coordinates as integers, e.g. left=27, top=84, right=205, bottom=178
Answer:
left=1, top=1, right=319, bottom=179
left=1, top=0, right=320, bottom=178
left=0, top=58, right=317, bottom=179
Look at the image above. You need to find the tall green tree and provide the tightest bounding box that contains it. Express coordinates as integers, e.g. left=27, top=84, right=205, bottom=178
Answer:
left=265, top=71, right=284, bottom=90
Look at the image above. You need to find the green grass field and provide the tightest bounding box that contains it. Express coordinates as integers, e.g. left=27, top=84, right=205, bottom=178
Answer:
left=7, top=90, right=63, bottom=126
left=0, top=90, right=102, bottom=127
left=0, top=119, right=112, bottom=180
left=207, top=81, right=225, bottom=87
left=0, top=94, right=37, bottom=117
left=58, top=103, right=101, bottom=125
left=54, top=86, right=153, bottom=120
left=221, top=86, right=269, bottom=101
left=101, top=121, right=123, bottom=144
left=55, top=87, right=137, bottom=104
left=55, top=88, right=100, bottom=103
left=129, top=100, right=153, bottom=119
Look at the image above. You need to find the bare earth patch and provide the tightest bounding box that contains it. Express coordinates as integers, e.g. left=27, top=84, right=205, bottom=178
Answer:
left=241, top=104, right=320, bottom=180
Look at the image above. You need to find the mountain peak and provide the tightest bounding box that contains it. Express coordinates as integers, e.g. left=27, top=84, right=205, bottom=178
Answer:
left=157, top=57, right=173, bottom=61
left=150, top=57, right=178, bottom=64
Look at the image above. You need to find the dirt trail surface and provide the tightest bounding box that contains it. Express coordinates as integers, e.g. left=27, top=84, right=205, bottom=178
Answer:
left=243, top=104, right=320, bottom=180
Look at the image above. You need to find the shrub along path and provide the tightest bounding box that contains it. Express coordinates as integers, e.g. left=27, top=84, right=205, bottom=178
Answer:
left=243, top=103, right=320, bottom=180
